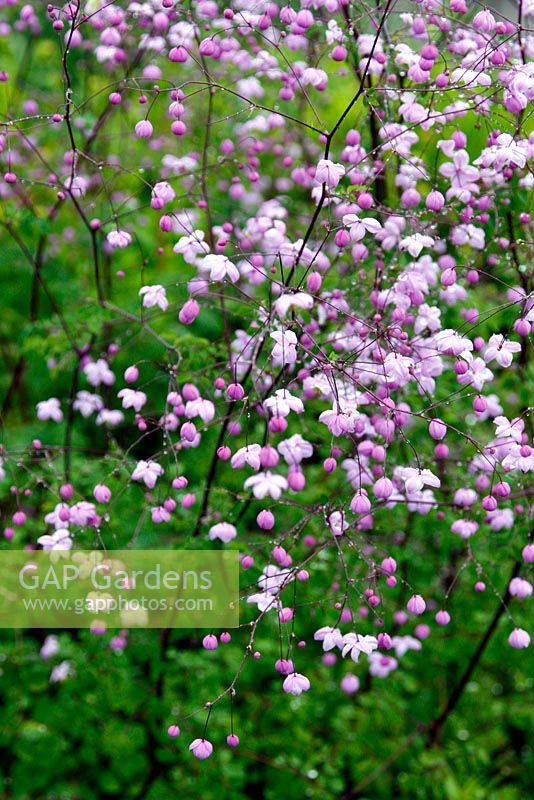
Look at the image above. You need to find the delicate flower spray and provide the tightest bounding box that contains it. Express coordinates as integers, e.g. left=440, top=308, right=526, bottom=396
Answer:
left=0, top=0, right=532, bottom=761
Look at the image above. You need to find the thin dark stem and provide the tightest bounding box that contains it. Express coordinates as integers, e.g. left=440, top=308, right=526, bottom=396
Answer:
left=426, top=559, right=521, bottom=746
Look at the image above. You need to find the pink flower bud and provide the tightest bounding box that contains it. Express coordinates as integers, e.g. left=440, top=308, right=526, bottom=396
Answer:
left=340, top=674, right=360, bottom=694
left=257, top=509, right=274, bottom=530
left=331, top=45, right=347, bottom=62
left=220, top=631, right=231, bottom=644
left=217, top=446, right=231, bottom=461
left=435, top=443, right=449, bottom=459
left=435, top=610, right=450, bottom=625
left=182, top=383, right=199, bottom=401
left=269, top=416, right=287, bottom=433
left=493, top=481, right=510, bottom=498
left=407, top=594, right=426, bottom=615
left=415, top=624, right=430, bottom=640
left=473, top=9, right=495, bottom=33
left=124, top=366, right=138, bottom=383
left=169, top=46, right=188, bottom=63
left=381, top=557, right=397, bottom=574
left=93, top=484, right=111, bottom=503
left=482, top=495, right=497, bottom=511
left=180, top=421, right=197, bottom=442
left=288, top=468, right=305, bottom=491
left=159, top=214, right=172, bottom=232
left=260, top=446, right=279, bottom=468
left=275, top=658, right=294, bottom=674
left=134, top=120, right=153, bottom=139
left=59, top=483, right=74, bottom=500
left=401, top=188, right=420, bottom=207
left=509, top=578, right=532, bottom=599
left=357, top=192, right=374, bottom=210
left=167, top=725, right=180, bottom=738
left=425, top=190, right=445, bottom=212
left=226, top=734, right=240, bottom=747
left=441, top=268, right=457, bottom=286
left=273, top=546, right=288, bottom=565
left=189, top=738, right=213, bottom=759
left=377, top=632, right=392, bottom=649
left=279, top=607, right=294, bottom=623
left=179, top=298, right=200, bottom=325
left=429, top=419, right=447, bottom=440
left=334, top=228, right=350, bottom=247
left=522, top=544, right=534, bottom=563
left=508, top=627, right=530, bottom=649
left=473, top=395, right=487, bottom=412
left=227, top=383, right=244, bottom=401
left=307, top=271, right=322, bottom=292
left=373, top=477, right=393, bottom=499
left=351, top=491, right=371, bottom=514
left=171, top=120, right=186, bottom=136
left=514, top=318, right=530, bottom=336
left=202, top=634, right=218, bottom=650
left=181, top=493, right=196, bottom=509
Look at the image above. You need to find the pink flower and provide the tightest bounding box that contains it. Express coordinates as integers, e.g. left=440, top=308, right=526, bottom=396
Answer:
left=189, top=738, right=213, bottom=759
left=283, top=672, right=310, bottom=695
left=131, top=460, right=164, bottom=489
left=342, top=213, right=382, bottom=242
left=151, top=505, right=171, bottom=524
left=270, top=330, right=298, bottom=366
left=398, top=467, right=440, bottom=494
left=118, top=389, right=147, bottom=412
left=36, top=398, right=63, bottom=422
left=199, top=254, right=240, bottom=283
left=314, top=158, right=345, bottom=188
left=508, top=578, right=532, bottom=599
left=106, top=230, right=132, bottom=249
left=139, top=285, right=168, bottom=311
left=277, top=434, right=313, bottom=466
left=208, top=522, right=237, bottom=543
left=314, top=626, right=343, bottom=651
left=185, top=398, right=215, bottom=423
left=508, top=628, right=530, bottom=649
left=399, top=233, right=434, bottom=257
left=37, top=529, right=72, bottom=552
left=231, top=444, right=262, bottom=471
left=264, top=389, right=304, bottom=417
left=484, top=334, right=522, bottom=368
left=83, top=359, right=115, bottom=387
left=341, top=633, right=378, bottom=662
left=244, top=472, right=288, bottom=500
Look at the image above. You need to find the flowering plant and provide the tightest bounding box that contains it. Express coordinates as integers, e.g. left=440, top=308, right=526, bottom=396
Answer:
left=0, top=0, right=532, bottom=796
